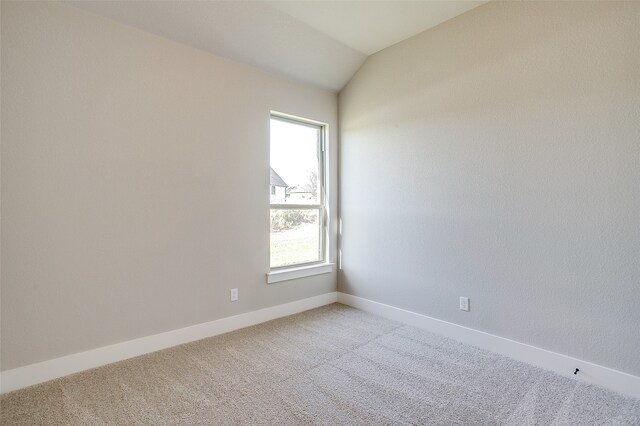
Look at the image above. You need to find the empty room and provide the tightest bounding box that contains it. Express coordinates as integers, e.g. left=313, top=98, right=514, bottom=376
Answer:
left=1, top=0, right=639, bottom=424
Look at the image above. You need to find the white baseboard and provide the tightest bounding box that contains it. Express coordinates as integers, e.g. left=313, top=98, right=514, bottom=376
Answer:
left=337, top=292, right=640, bottom=399
left=0, top=292, right=338, bottom=394
left=4, top=291, right=637, bottom=399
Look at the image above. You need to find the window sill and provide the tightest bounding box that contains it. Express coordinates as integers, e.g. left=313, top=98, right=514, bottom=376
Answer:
left=267, top=263, right=334, bottom=284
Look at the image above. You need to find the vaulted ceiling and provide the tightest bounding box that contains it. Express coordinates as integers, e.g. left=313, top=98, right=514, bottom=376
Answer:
left=67, top=1, right=488, bottom=92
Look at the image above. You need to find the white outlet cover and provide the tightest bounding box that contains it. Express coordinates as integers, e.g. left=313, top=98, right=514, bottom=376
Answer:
left=459, top=296, right=469, bottom=312
left=230, top=288, right=239, bottom=302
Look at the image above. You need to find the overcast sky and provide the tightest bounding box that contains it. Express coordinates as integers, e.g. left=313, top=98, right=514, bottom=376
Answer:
left=270, top=119, right=319, bottom=189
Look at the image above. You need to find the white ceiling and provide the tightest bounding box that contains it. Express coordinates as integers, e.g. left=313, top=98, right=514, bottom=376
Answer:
left=268, top=1, right=487, bottom=56
left=67, top=1, right=487, bottom=92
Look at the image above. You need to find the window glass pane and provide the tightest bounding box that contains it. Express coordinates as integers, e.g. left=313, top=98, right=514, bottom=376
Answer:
left=270, top=119, right=320, bottom=205
left=270, top=209, right=320, bottom=268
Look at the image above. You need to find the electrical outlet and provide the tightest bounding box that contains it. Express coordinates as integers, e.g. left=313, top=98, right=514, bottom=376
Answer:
left=459, top=296, right=469, bottom=312
left=230, top=288, right=238, bottom=302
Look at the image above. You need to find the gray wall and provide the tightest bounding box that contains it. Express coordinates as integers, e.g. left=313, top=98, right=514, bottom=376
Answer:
left=1, top=2, right=338, bottom=371
left=339, top=1, right=640, bottom=375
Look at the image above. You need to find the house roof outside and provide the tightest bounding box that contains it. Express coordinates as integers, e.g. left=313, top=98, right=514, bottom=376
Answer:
left=270, top=167, right=288, bottom=187
left=286, top=186, right=311, bottom=195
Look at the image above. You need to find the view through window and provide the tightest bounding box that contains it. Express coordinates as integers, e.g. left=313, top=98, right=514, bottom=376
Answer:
left=270, top=114, right=325, bottom=269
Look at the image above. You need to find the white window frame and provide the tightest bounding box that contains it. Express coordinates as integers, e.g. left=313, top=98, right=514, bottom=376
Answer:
left=268, top=112, right=330, bottom=281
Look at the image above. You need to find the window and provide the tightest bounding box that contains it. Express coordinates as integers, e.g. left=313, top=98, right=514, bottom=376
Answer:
left=270, top=113, right=326, bottom=270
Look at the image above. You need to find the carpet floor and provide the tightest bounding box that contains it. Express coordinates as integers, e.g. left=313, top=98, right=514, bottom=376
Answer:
left=1, top=303, right=639, bottom=425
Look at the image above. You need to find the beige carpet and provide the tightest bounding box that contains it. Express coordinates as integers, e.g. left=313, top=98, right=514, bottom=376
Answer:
left=1, top=303, right=639, bottom=425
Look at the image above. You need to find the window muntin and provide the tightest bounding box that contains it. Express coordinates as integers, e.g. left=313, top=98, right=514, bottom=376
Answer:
left=270, top=114, right=326, bottom=269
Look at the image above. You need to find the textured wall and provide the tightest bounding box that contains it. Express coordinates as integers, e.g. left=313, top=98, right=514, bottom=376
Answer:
left=1, top=2, right=338, bottom=370
left=339, top=1, right=640, bottom=375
